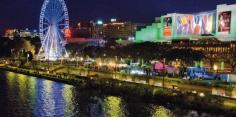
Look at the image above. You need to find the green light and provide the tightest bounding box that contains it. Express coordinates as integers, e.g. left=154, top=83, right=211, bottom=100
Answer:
left=221, top=62, right=224, bottom=70
left=135, top=23, right=162, bottom=42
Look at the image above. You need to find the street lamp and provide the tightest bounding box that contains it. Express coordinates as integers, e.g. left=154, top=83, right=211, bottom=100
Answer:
left=213, top=64, right=218, bottom=72
left=115, top=56, right=118, bottom=79
left=213, top=64, right=218, bottom=80
left=162, top=58, right=166, bottom=89
left=27, top=53, right=30, bottom=63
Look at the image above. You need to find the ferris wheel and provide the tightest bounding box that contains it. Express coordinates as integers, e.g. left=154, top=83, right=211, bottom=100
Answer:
left=38, top=0, right=69, bottom=60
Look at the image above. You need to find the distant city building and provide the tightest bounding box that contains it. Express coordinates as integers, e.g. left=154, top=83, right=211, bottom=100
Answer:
left=4, top=29, right=18, bottom=39
left=102, top=21, right=137, bottom=39
left=4, top=28, right=38, bottom=39
left=136, top=4, right=236, bottom=42
left=72, top=19, right=138, bottom=40
left=19, top=28, right=38, bottom=38
left=71, top=21, right=94, bottom=38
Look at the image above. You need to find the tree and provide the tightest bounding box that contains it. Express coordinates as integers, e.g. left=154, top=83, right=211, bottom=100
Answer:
left=0, top=37, right=36, bottom=57
left=120, top=42, right=171, bottom=61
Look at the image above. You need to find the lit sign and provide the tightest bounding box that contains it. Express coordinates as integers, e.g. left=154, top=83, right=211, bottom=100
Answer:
left=163, top=17, right=172, bottom=37
left=218, top=11, right=231, bottom=33
left=176, top=12, right=215, bottom=36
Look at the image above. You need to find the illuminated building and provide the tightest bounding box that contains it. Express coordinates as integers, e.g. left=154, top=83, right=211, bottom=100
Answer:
left=171, top=39, right=236, bottom=71
left=93, top=20, right=104, bottom=38
left=72, top=21, right=94, bottom=38
left=93, top=19, right=137, bottom=39
left=136, top=4, right=236, bottom=42
left=104, top=21, right=137, bottom=39
left=4, top=28, right=38, bottom=39
left=4, top=29, right=19, bottom=39
left=19, top=28, right=38, bottom=38
left=72, top=19, right=138, bottom=40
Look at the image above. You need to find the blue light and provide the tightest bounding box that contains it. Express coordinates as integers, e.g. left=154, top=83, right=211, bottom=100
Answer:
left=38, top=0, right=69, bottom=60
left=97, top=20, right=103, bottom=25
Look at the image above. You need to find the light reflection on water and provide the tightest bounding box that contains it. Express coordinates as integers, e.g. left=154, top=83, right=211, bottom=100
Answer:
left=0, top=71, right=223, bottom=117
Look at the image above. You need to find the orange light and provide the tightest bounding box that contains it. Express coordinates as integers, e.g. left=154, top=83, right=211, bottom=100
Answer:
left=64, top=28, right=72, bottom=38
left=163, top=27, right=171, bottom=37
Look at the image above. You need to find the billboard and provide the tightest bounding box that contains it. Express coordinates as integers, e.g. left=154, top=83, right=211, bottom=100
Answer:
left=163, top=17, right=172, bottom=37
left=176, top=12, right=215, bottom=36
left=218, top=11, right=231, bottom=33
left=176, top=15, right=194, bottom=36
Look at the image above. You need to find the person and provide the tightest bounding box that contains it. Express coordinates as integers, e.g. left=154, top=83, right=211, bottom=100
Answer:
left=219, top=14, right=225, bottom=32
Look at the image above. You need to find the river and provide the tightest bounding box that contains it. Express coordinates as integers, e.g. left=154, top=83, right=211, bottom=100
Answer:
left=0, top=71, right=224, bottom=117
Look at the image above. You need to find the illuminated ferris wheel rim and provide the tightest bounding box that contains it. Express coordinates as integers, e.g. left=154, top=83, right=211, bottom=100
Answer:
left=39, top=0, right=69, bottom=41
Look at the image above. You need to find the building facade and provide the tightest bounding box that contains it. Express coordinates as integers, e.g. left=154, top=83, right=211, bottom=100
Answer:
left=4, top=28, right=38, bottom=39
left=136, top=4, right=236, bottom=42
left=171, top=39, right=236, bottom=72
left=93, top=20, right=137, bottom=40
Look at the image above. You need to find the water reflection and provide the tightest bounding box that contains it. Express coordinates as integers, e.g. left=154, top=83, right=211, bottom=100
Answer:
left=63, top=85, right=75, bottom=117
left=89, top=96, right=104, bottom=117
left=103, top=96, right=125, bottom=117
left=0, top=71, right=227, bottom=117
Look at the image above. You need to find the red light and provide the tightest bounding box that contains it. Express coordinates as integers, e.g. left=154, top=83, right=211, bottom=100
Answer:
left=64, top=28, right=72, bottom=38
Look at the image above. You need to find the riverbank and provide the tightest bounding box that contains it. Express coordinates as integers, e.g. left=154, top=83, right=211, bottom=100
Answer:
left=1, top=65, right=236, bottom=116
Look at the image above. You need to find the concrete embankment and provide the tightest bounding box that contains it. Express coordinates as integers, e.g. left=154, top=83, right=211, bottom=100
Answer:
left=0, top=66, right=236, bottom=116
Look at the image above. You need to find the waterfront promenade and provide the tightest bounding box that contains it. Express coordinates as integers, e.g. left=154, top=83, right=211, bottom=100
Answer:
left=1, top=63, right=236, bottom=116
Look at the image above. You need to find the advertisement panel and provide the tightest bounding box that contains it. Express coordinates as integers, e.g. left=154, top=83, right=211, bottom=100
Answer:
left=176, top=15, right=194, bottom=36
left=218, top=11, right=231, bottom=33
left=176, top=12, right=215, bottom=36
left=163, top=17, right=172, bottom=37
left=194, top=13, right=215, bottom=35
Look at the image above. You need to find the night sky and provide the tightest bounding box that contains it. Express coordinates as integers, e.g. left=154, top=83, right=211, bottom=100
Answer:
left=0, top=0, right=236, bottom=34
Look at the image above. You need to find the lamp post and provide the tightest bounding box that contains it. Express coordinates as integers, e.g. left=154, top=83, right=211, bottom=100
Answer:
left=213, top=64, right=218, bottom=80
left=213, top=64, right=218, bottom=73
left=27, top=53, right=30, bottom=63
left=47, top=52, right=50, bottom=73
left=162, top=58, right=166, bottom=89
left=115, top=56, right=118, bottom=79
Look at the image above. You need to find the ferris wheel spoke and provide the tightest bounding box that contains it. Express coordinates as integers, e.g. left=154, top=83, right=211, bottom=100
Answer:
left=55, top=3, right=63, bottom=17
left=58, top=23, right=66, bottom=26
left=56, top=4, right=63, bottom=13
left=43, top=14, right=50, bottom=22
left=50, top=0, right=56, bottom=12
left=42, top=27, right=49, bottom=32
left=56, top=12, right=64, bottom=21
left=52, top=0, right=58, bottom=18
left=55, top=7, right=64, bottom=19
left=42, top=21, right=49, bottom=25
left=50, top=0, right=62, bottom=19
left=56, top=14, right=65, bottom=23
